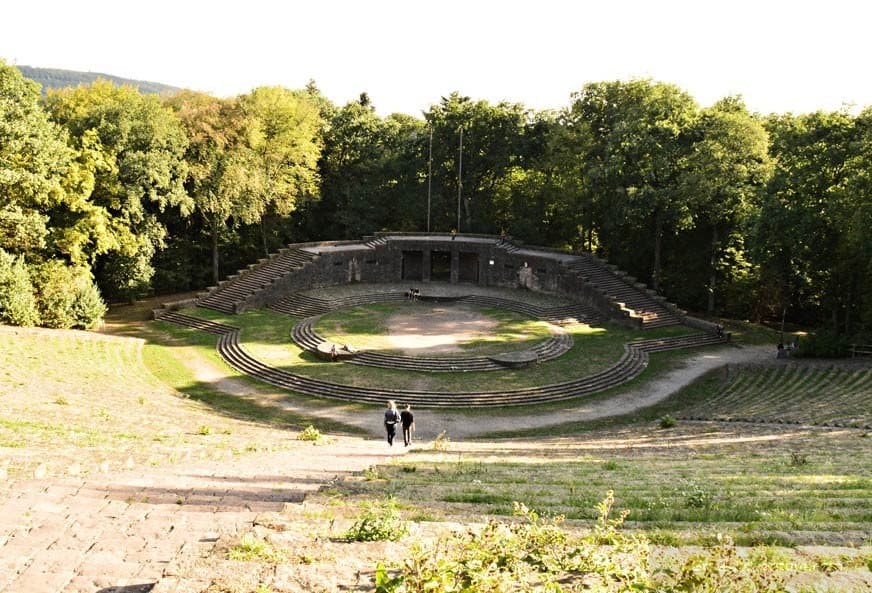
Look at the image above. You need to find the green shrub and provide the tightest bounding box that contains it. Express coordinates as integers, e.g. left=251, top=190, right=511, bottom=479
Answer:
left=659, top=414, right=677, bottom=429
left=793, top=329, right=850, bottom=358
left=298, top=424, right=322, bottom=442
left=31, top=260, right=106, bottom=329
left=0, top=250, right=39, bottom=326
left=345, top=498, right=407, bottom=542
left=373, top=492, right=788, bottom=593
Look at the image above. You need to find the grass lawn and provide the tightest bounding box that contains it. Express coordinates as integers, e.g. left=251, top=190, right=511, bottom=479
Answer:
left=171, top=304, right=700, bottom=393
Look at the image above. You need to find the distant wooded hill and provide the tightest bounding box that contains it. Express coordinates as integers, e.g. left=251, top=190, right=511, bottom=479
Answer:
left=16, top=65, right=180, bottom=95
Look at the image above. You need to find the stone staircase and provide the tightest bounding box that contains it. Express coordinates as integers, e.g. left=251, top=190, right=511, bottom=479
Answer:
left=363, top=235, right=389, bottom=249
left=155, top=311, right=728, bottom=408
left=197, top=248, right=317, bottom=314
left=563, top=254, right=681, bottom=329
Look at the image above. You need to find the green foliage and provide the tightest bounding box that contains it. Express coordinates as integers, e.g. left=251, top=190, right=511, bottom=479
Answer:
left=31, top=260, right=106, bottom=329
left=227, top=533, right=284, bottom=563
left=793, top=329, right=851, bottom=358
left=344, top=498, right=408, bottom=542
left=44, top=80, right=190, bottom=299
left=0, top=250, right=39, bottom=326
left=374, top=493, right=790, bottom=593
left=297, top=424, right=322, bottom=442
left=659, top=414, right=676, bottom=429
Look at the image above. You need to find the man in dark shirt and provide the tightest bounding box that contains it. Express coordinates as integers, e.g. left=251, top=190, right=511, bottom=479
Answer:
left=400, top=404, right=415, bottom=446
left=384, top=400, right=400, bottom=446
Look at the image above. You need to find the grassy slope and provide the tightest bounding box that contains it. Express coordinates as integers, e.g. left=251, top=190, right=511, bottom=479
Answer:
left=0, top=326, right=299, bottom=480
left=3, top=302, right=870, bottom=590
left=342, top=424, right=871, bottom=547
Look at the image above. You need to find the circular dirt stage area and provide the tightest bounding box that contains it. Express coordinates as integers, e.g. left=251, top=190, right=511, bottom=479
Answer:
left=385, top=304, right=500, bottom=354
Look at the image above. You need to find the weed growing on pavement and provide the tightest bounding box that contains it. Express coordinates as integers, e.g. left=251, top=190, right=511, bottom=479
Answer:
left=345, top=498, right=408, bottom=542
left=298, top=424, right=323, bottom=442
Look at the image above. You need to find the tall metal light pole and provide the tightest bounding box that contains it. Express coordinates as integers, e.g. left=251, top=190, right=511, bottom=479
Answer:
left=427, top=126, right=433, bottom=233
left=457, top=127, right=463, bottom=233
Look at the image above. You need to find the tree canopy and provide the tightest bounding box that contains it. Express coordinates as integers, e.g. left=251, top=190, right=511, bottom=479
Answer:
left=2, top=60, right=870, bottom=342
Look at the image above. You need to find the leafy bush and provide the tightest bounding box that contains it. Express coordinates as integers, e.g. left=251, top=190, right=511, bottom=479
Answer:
left=793, top=329, right=850, bottom=358
left=373, top=492, right=788, bottom=593
left=345, top=498, right=407, bottom=542
left=0, top=250, right=39, bottom=326
left=32, top=260, right=106, bottom=329
left=298, top=424, right=322, bottom=442
left=659, top=414, right=677, bottom=429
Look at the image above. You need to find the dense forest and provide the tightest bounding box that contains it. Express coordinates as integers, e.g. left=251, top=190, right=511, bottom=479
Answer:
left=1, top=60, right=870, bottom=351
left=17, top=65, right=179, bottom=95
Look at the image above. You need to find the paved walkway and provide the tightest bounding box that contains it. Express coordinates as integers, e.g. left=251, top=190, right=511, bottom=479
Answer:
left=0, top=436, right=404, bottom=593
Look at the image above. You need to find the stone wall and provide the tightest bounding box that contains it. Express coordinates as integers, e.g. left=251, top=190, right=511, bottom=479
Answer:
left=233, top=234, right=642, bottom=327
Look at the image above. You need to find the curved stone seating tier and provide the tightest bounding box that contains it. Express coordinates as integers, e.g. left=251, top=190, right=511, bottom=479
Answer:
left=284, top=291, right=576, bottom=372
left=155, top=311, right=727, bottom=408
left=269, top=291, right=408, bottom=317
left=315, top=342, right=358, bottom=361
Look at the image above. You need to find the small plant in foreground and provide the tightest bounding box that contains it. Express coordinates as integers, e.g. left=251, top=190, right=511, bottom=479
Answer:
left=659, top=414, right=676, bottom=428
left=432, top=430, right=450, bottom=451
left=197, top=424, right=211, bottom=435
left=298, top=424, right=322, bottom=442
left=345, top=498, right=407, bottom=542
left=372, top=492, right=789, bottom=593
left=789, top=450, right=809, bottom=466
left=54, top=396, right=69, bottom=405
left=227, top=533, right=284, bottom=562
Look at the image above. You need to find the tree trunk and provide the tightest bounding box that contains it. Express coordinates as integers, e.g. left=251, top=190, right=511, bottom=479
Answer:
left=707, top=225, right=718, bottom=315
left=261, top=217, right=269, bottom=258
left=652, top=209, right=662, bottom=291
left=211, top=221, right=220, bottom=286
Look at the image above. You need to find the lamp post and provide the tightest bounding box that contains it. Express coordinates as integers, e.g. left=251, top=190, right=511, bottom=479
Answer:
left=427, top=126, right=433, bottom=233
left=457, top=126, right=463, bottom=233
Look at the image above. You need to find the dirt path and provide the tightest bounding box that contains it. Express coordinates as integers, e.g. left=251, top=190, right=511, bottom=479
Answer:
left=176, top=338, right=772, bottom=441
left=300, top=344, right=773, bottom=440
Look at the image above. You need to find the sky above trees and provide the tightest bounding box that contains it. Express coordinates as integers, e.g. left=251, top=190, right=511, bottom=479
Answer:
left=3, top=0, right=871, bottom=116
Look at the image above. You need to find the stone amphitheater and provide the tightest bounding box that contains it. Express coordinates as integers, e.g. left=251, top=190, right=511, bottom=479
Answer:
left=155, top=232, right=728, bottom=408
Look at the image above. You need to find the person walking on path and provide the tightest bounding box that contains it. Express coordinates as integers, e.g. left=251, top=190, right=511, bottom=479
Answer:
left=384, top=400, right=400, bottom=446
left=400, top=404, right=415, bottom=446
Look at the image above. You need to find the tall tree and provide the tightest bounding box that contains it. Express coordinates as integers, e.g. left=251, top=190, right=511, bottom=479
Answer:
left=167, top=91, right=259, bottom=284
left=0, top=60, right=107, bottom=327
left=570, top=80, right=698, bottom=290
left=306, top=95, right=426, bottom=239
left=43, top=80, right=190, bottom=300
left=0, top=60, right=73, bottom=255
left=757, top=111, right=857, bottom=329
left=424, top=93, right=529, bottom=234
left=241, top=86, right=323, bottom=254
left=680, top=97, right=772, bottom=315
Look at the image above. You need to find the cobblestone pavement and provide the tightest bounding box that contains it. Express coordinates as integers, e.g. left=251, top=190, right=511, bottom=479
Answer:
left=0, top=436, right=404, bottom=593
